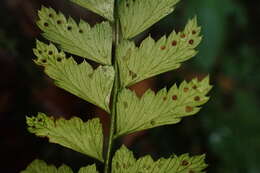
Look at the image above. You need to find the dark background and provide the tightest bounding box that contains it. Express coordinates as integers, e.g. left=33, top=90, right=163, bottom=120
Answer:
left=1, top=0, right=260, bottom=172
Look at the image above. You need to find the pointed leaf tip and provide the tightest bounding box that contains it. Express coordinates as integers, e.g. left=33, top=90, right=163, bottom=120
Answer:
left=70, top=0, right=114, bottom=21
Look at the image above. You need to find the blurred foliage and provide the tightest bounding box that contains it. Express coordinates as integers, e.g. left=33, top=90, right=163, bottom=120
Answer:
left=0, top=0, right=260, bottom=173
left=147, top=0, right=260, bottom=173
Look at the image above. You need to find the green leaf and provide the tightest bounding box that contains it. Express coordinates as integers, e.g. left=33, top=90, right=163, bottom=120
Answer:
left=115, top=76, right=212, bottom=138
left=21, top=160, right=73, bottom=173
left=34, top=41, right=114, bottom=112
left=119, top=0, right=180, bottom=39
left=37, top=7, right=112, bottom=65
left=21, top=160, right=99, bottom=173
left=70, top=0, right=114, bottom=21
left=117, top=17, right=202, bottom=87
left=112, top=145, right=208, bottom=173
left=78, top=164, right=99, bottom=173
left=26, top=113, right=104, bottom=162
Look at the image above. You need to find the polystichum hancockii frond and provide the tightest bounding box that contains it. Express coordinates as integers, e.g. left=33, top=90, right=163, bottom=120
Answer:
left=22, top=0, right=212, bottom=173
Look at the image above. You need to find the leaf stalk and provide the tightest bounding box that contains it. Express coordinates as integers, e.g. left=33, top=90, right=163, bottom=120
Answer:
left=104, top=0, right=121, bottom=172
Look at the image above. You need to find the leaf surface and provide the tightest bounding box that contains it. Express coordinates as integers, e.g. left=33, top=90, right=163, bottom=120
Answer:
left=21, top=159, right=99, bottom=173
left=26, top=113, right=104, bottom=162
left=119, top=0, right=180, bottom=39
left=118, top=17, right=201, bottom=87
left=34, top=41, right=114, bottom=112
left=37, top=7, right=112, bottom=65
left=21, top=160, right=73, bottom=173
left=70, top=0, right=114, bottom=21
left=115, top=77, right=212, bottom=138
left=78, top=164, right=99, bottom=173
left=112, top=145, right=208, bottom=173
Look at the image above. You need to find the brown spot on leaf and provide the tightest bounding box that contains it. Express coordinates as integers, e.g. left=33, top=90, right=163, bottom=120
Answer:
left=57, top=20, right=62, bottom=24
left=189, top=39, right=194, bottom=45
left=44, top=22, right=49, bottom=27
left=194, top=96, right=200, bottom=101
left=184, top=87, right=189, bottom=92
left=180, top=33, right=186, bottom=38
left=181, top=160, right=189, bottom=166
left=185, top=106, right=193, bottom=113
left=160, top=46, right=166, bottom=50
left=192, top=85, right=197, bottom=89
left=192, top=30, right=197, bottom=35
left=171, top=40, right=177, bottom=46
left=172, top=95, right=178, bottom=100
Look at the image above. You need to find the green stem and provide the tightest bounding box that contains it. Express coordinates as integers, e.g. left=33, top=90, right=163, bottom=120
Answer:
left=104, top=1, right=120, bottom=173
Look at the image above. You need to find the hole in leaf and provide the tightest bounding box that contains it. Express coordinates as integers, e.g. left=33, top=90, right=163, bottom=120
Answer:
left=192, top=30, right=196, bottom=35
left=48, top=14, right=53, bottom=18
left=38, top=50, right=42, bottom=54
left=185, top=106, right=193, bottom=113
left=48, top=51, right=53, bottom=55
left=79, top=29, right=83, bottom=33
left=171, top=40, right=177, bottom=46
left=57, top=20, right=62, bottom=24
left=41, top=59, right=47, bottom=63
left=44, top=22, right=49, bottom=27
left=172, top=95, right=178, bottom=100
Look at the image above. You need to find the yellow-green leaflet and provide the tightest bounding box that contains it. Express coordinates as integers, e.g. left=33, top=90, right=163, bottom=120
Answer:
left=112, top=145, right=208, bottom=173
left=21, top=160, right=99, bottom=173
left=33, top=41, right=114, bottom=113
left=27, top=113, right=104, bottom=162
